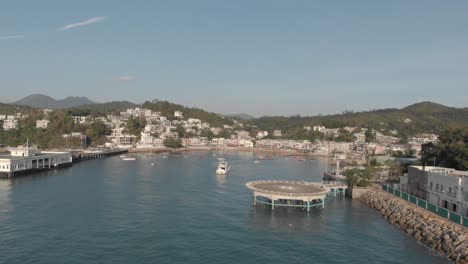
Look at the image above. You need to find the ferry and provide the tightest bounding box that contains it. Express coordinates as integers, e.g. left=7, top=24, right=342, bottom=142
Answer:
left=216, top=158, right=230, bottom=175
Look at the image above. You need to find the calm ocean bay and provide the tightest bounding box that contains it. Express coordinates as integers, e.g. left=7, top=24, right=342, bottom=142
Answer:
left=0, top=151, right=449, bottom=264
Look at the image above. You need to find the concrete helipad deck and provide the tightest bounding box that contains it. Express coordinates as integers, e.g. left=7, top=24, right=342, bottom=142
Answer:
left=245, top=180, right=330, bottom=211
left=246, top=180, right=328, bottom=197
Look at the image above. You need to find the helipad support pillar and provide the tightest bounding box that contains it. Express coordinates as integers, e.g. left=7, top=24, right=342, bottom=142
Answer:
left=272, top=199, right=275, bottom=210
left=253, top=194, right=256, bottom=205
left=307, top=201, right=310, bottom=212
left=321, top=199, right=325, bottom=208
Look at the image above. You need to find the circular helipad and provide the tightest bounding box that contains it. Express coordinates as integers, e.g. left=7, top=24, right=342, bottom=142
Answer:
left=245, top=180, right=328, bottom=197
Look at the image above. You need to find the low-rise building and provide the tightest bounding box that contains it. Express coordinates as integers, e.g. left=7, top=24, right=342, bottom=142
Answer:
left=0, top=145, right=72, bottom=178
left=402, top=166, right=468, bottom=216
left=36, top=119, right=50, bottom=129
left=3, top=119, right=18, bottom=130
left=174, top=111, right=183, bottom=118
left=273, top=130, right=282, bottom=137
left=106, top=128, right=136, bottom=146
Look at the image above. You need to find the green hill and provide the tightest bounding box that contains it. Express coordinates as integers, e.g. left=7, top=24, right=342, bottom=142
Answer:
left=66, top=101, right=138, bottom=116
left=0, top=103, right=33, bottom=115
left=142, top=100, right=234, bottom=127
left=250, top=102, right=468, bottom=138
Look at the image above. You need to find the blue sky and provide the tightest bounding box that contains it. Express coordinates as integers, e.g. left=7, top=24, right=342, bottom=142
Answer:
left=1, top=0, right=467, bottom=116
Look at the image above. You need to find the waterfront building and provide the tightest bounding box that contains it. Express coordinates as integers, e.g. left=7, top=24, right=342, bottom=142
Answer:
left=36, top=119, right=50, bottom=129
left=401, top=166, right=468, bottom=216
left=0, top=145, right=72, bottom=178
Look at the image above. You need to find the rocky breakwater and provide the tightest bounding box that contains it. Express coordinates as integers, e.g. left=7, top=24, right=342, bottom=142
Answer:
left=361, top=190, right=468, bottom=263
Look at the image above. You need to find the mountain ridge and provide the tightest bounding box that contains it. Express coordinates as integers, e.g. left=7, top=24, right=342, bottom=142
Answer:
left=13, top=94, right=96, bottom=109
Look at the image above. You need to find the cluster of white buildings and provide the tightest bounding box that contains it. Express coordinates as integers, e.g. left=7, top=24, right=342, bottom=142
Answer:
left=0, top=111, right=52, bottom=131
left=400, top=166, right=468, bottom=217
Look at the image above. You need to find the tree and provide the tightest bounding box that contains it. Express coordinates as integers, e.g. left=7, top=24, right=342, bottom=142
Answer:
left=345, top=168, right=372, bottom=187
left=384, top=160, right=403, bottom=183
left=163, top=137, right=182, bottom=148
left=125, top=116, right=146, bottom=136
left=199, top=129, right=214, bottom=140
left=436, top=128, right=468, bottom=170
left=421, top=142, right=438, bottom=168
left=365, top=128, right=376, bottom=142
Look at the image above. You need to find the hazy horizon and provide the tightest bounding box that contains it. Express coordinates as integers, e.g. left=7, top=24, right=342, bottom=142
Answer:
left=1, top=1, right=468, bottom=116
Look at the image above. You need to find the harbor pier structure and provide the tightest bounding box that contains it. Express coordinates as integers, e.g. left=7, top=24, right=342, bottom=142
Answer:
left=245, top=180, right=347, bottom=211
left=0, top=145, right=72, bottom=178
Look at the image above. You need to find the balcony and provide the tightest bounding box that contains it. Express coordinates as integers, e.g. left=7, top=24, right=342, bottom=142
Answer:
left=446, top=192, right=457, bottom=198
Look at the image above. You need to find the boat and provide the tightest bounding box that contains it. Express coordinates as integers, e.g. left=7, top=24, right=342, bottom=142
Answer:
left=216, top=158, right=230, bottom=175
left=151, top=162, right=156, bottom=166
left=122, top=157, right=136, bottom=161
left=254, top=160, right=261, bottom=164
left=120, top=155, right=127, bottom=158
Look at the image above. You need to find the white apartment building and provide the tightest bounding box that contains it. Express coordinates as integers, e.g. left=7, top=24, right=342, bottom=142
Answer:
left=3, top=119, right=18, bottom=130
left=106, top=128, right=136, bottom=146
left=36, top=119, right=50, bottom=129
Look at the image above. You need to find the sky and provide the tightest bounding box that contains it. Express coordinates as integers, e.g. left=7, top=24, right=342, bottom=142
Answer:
left=1, top=0, right=468, bottom=116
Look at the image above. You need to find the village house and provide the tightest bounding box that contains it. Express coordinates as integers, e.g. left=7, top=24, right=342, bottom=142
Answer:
left=36, top=119, right=50, bottom=129
left=174, top=111, right=183, bottom=118
left=273, top=130, right=282, bottom=137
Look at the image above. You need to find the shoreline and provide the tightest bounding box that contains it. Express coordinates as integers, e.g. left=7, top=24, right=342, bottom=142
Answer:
left=128, top=146, right=332, bottom=157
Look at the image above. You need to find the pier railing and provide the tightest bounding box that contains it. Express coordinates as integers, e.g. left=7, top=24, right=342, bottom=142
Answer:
left=382, top=185, right=468, bottom=228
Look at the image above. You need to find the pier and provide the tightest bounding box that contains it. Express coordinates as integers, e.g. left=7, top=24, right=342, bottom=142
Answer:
left=245, top=180, right=348, bottom=211
left=0, top=147, right=128, bottom=179
left=71, top=148, right=128, bottom=163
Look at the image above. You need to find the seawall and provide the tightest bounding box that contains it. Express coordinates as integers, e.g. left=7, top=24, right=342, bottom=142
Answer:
left=360, top=190, right=468, bottom=263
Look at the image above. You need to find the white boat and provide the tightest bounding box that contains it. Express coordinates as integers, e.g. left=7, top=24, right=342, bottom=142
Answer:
left=216, top=158, right=230, bottom=174
left=120, top=155, right=127, bottom=158
left=151, top=162, right=156, bottom=166
left=122, top=157, right=136, bottom=161
left=254, top=160, right=261, bottom=164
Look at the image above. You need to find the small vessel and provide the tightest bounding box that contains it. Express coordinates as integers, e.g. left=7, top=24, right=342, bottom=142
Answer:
left=151, top=162, right=156, bottom=166
left=120, top=155, right=127, bottom=158
left=122, top=157, right=136, bottom=161
left=216, top=158, right=230, bottom=175
left=254, top=160, right=261, bottom=164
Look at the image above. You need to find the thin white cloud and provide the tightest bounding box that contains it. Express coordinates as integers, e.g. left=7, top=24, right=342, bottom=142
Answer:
left=57, top=16, right=106, bottom=31
left=117, top=75, right=136, bottom=81
left=0, top=35, right=25, bottom=40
